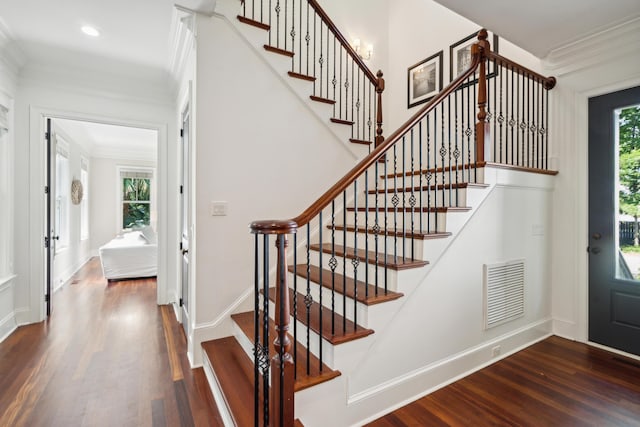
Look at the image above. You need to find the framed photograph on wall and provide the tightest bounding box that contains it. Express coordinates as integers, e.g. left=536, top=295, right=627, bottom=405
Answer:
left=449, top=30, right=499, bottom=84
left=407, top=50, right=443, bottom=109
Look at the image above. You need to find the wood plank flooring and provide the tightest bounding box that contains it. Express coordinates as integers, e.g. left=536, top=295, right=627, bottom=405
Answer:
left=0, top=257, right=224, bottom=427
left=367, top=336, right=640, bottom=427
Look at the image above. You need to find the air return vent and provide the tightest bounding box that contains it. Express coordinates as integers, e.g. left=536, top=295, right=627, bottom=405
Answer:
left=483, top=259, right=525, bottom=329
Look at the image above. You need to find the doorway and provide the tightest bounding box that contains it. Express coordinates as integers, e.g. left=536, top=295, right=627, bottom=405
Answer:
left=179, top=105, right=191, bottom=338
left=42, top=116, right=162, bottom=316
left=588, top=85, right=640, bottom=356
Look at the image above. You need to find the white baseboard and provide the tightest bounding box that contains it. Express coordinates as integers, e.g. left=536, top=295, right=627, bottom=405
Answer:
left=295, top=318, right=552, bottom=427
left=552, top=317, right=577, bottom=340
left=0, top=310, right=17, bottom=344
left=191, top=286, right=253, bottom=367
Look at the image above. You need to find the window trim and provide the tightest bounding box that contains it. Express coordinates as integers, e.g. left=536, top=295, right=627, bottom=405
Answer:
left=116, top=166, right=155, bottom=231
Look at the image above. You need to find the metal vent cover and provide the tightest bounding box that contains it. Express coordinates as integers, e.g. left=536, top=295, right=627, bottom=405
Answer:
left=483, top=259, right=525, bottom=329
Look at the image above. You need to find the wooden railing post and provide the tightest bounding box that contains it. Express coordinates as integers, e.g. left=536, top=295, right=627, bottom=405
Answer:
left=376, top=70, right=385, bottom=148
left=271, top=233, right=294, bottom=427
left=474, top=29, right=491, bottom=164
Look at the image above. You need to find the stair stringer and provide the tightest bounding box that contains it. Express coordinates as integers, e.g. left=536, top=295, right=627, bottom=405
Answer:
left=292, top=167, right=556, bottom=427
left=214, top=0, right=370, bottom=160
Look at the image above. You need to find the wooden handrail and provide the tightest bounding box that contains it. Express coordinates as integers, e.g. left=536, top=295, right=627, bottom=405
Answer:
left=486, top=51, right=556, bottom=90
left=307, top=0, right=378, bottom=85
left=250, top=44, right=484, bottom=235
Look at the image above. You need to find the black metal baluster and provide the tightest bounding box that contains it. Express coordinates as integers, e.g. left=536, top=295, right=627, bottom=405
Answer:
left=433, top=105, right=439, bottom=232
left=305, top=225, right=311, bottom=375
left=544, top=84, right=549, bottom=169
left=393, top=144, right=398, bottom=263
left=262, top=234, right=270, bottom=426
left=318, top=213, right=323, bottom=371
left=410, top=129, right=415, bottom=259
left=520, top=71, right=525, bottom=166
left=383, top=153, right=388, bottom=294
left=289, top=0, right=295, bottom=71
left=510, top=66, right=515, bottom=166
left=283, top=0, right=287, bottom=51
left=326, top=25, right=330, bottom=100
left=318, top=21, right=323, bottom=97
left=332, top=36, right=337, bottom=117
left=441, top=100, right=446, bottom=225
left=374, top=160, right=380, bottom=297
left=454, top=89, right=460, bottom=207
left=498, top=64, right=504, bottom=164
left=537, top=79, right=541, bottom=169
left=268, top=0, right=272, bottom=46
left=330, top=201, right=336, bottom=335
left=365, top=170, right=369, bottom=298
left=305, top=1, right=310, bottom=76
left=426, top=115, right=431, bottom=233
left=351, top=58, right=355, bottom=137
left=352, top=180, right=358, bottom=330
left=342, top=191, right=347, bottom=334
left=253, top=234, right=259, bottom=427
left=275, top=0, right=280, bottom=48
left=357, top=69, right=361, bottom=141
left=402, top=136, right=406, bottom=260
left=493, top=58, right=497, bottom=163
left=293, top=233, right=297, bottom=378
left=418, top=122, right=423, bottom=233
left=298, top=0, right=302, bottom=74
left=527, top=73, right=531, bottom=167
left=313, top=10, right=316, bottom=83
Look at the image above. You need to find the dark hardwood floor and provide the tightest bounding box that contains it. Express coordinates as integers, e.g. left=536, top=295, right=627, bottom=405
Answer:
left=0, top=257, right=224, bottom=427
left=367, top=335, right=640, bottom=427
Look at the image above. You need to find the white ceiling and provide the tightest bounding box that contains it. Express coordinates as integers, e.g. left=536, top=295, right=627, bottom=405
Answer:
left=0, top=0, right=176, bottom=72
left=55, top=119, right=157, bottom=161
left=433, top=0, right=640, bottom=58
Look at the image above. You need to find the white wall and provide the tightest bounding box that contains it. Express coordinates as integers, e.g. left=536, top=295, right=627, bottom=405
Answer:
left=49, top=124, right=92, bottom=290
left=546, top=19, right=640, bottom=342
left=90, top=157, right=158, bottom=252
left=190, top=10, right=373, bottom=359
left=13, top=64, right=177, bottom=325
left=0, top=24, right=18, bottom=342
left=386, top=0, right=542, bottom=133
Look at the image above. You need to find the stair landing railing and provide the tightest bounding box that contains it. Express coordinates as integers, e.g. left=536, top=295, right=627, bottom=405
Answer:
left=249, top=30, right=556, bottom=426
left=240, top=0, right=385, bottom=147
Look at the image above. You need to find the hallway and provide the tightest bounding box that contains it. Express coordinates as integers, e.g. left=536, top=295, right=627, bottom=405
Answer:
left=0, top=258, right=223, bottom=427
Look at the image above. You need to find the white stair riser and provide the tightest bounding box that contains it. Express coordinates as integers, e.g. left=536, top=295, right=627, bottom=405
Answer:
left=361, top=187, right=468, bottom=209
left=308, top=250, right=400, bottom=290
left=287, top=271, right=371, bottom=327
left=327, top=229, right=426, bottom=261
left=344, top=211, right=449, bottom=234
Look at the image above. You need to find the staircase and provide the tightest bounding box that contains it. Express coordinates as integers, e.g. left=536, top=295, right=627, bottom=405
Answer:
left=200, top=1, right=557, bottom=426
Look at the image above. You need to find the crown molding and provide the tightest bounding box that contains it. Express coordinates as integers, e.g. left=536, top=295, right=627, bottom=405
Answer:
left=0, top=18, right=26, bottom=88
left=544, top=17, right=640, bottom=76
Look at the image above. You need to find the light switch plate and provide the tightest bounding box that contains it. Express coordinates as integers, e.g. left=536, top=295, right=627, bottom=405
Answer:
left=210, top=201, right=228, bottom=216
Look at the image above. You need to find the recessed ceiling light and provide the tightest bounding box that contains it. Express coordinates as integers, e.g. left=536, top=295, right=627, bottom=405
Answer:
left=81, top=25, right=100, bottom=37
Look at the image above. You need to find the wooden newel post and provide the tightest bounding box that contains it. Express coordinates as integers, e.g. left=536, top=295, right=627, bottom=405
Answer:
left=474, top=29, right=491, bottom=164
left=375, top=70, right=385, bottom=148
left=271, top=234, right=295, bottom=427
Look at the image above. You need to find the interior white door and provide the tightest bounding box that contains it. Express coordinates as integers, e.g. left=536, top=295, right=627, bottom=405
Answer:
left=180, top=107, right=191, bottom=338
left=44, top=118, right=56, bottom=317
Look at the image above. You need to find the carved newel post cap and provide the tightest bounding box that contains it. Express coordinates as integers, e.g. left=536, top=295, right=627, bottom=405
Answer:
left=477, top=29, right=488, bottom=41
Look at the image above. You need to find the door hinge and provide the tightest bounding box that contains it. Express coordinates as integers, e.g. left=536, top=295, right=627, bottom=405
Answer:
left=45, top=132, right=50, bottom=140
left=44, top=185, right=49, bottom=194
left=179, top=242, right=183, bottom=251
left=44, top=236, right=50, bottom=248
left=45, top=294, right=50, bottom=303
left=180, top=128, right=184, bottom=138
left=179, top=298, right=184, bottom=307
left=179, top=185, right=183, bottom=194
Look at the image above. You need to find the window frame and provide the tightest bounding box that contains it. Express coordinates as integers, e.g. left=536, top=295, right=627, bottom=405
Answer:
left=117, top=166, right=155, bottom=231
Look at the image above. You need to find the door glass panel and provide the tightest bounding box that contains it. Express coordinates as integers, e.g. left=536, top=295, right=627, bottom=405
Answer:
left=616, top=104, right=640, bottom=281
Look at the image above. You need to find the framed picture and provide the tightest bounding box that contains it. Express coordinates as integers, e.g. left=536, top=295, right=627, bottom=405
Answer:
left=449, top=30, right=499, bottom=84
left=407, top=51, right=443, bottom=109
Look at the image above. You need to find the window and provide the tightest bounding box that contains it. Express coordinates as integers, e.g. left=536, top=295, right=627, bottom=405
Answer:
left=80, top=158, right=89, bottom=241
left=55, top=141, right=70, bottom=251
left=119, top=168, right=153, bottom=229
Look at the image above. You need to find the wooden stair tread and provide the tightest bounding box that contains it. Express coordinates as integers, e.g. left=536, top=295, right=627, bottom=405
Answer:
left=288, top=71, right=316, bottom=82
left=328, top=224, right=452, bottom=240
left=289, top=264, right=403, bottom=306
left=231, top=311, right=341, bottom=391
left=202, top=337, right=257, bottom=427
left=382, top=161, right=487, bottom=179
left=330, top=118, right=354, bottom=126
left=367, top=182, right=489, bottom=194
left=237, top=16, right=270, bottom=31
left=346, top=206, right=471, bottom=213
left=310, top=243, right=429, bottom=270
left=310, top=95, right=335, bottom=105
left=266, top=288, right=374, bottom=345
left=264, top=44, right=294, bottom=57
left=349, top=138, right=373, bottom=146
left=295, top=420, right=304, bottom=427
